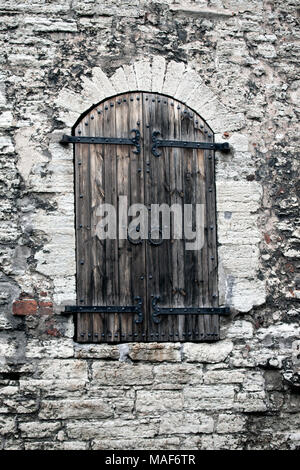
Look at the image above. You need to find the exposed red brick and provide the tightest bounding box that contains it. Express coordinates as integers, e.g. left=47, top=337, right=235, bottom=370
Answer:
left=12, top=299, right=38, bottom=316
left=264, top=233, right=271, bottom=244
left=38, top=301, right=53, bottom=315
left=46, top=327, right=61, bottom=337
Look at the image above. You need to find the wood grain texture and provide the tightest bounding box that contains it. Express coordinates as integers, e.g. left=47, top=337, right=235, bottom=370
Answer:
left=74, top=92, right=220, bottom=343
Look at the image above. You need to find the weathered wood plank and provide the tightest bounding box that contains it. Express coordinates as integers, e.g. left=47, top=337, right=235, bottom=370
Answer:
left=74, top=91, right=219, bottom=343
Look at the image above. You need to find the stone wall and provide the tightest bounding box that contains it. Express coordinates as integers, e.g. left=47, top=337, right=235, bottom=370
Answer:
left=0, top=0, right=299, bottom=450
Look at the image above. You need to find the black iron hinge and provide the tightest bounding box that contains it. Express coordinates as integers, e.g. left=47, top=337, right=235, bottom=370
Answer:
left=60, top=129, right=141, bottom=154
left=63, top=297, right=143, bottom=324
left=152, top=296, right=230, bottom=324
left=152, top=131, right=230, bottom=157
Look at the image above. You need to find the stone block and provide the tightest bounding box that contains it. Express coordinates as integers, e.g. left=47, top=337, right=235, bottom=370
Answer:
left=183, top=340, right=233, bottom=363
left=19, top=421, right=61, bottom=438
left=136, top=390, right=183, bottom=414
left=92, top=362, right=153, bottom=385
left=128, top=342, right=181, bottom=362
left=39, top=399, right=113, bottom=420
left=159, top=412, right=214, bottom=434
left=184, top=385, right=235, bottom=411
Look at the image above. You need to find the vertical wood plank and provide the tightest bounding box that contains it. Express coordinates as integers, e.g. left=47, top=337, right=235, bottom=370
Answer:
left=74, top=91, right=219, bottom=343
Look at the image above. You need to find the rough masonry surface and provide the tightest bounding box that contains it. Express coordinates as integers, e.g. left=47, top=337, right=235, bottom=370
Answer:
left=0, top=0, right=299, bottom=450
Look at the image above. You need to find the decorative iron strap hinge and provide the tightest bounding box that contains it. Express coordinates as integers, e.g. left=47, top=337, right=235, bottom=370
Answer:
left=60, top=129, right=141, bottom=154
left=64, top=296, right=143, bottom=324
left=152, top=296, right=230, bottom=324
left=152, top=131, right=230, bottom=157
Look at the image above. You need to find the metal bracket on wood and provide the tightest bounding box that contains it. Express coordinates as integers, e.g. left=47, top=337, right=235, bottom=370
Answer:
left=152, top=296, right=230, bottom=324
left=60, top=129, right=141, bottom=154
left=151, top=131, right=230, bottom=157
left=64, top=296, right=144, bottom=324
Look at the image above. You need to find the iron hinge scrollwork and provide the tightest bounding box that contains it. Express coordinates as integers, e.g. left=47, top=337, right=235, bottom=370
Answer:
left=151, top=131, right=230, bottom=157
left=60, top=129, right=141, bottom=154
left=64, top=296, right=144, bottom=324
left=152, top=296, right=230, bottom=324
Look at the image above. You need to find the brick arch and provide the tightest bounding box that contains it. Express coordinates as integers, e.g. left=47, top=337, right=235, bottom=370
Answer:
left=55, top=57, right=244, bottom=135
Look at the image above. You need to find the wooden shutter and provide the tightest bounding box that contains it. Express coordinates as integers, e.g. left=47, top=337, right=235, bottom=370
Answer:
left=71, top=92, right=226, bottom=343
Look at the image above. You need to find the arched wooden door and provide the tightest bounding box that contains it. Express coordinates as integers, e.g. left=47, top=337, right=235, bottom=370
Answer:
left=67, top=92, right=229, bottom=343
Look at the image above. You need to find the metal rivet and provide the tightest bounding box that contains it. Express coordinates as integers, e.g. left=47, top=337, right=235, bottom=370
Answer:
left=79, top=224, right=83, bottom=228
left=210, top=225, right=214, bottom=230
left=140, top=276, right=144, bottom=280
left=78, top=130, right=81, bottom=134
left=80, top=195, right=83, bottom=198
left=137, top=96, right=140, bottom=100
left=85, top=121, right=88, bottom=126
left=94, top=333, right=98, bottom=337
left=208, top=154, right=212, bottom=159
left=80, top=299, right=84, bottom=303
left=138, top=168, right=142, bottom=173
left=149, top=275, right=152, bottom=279
left=117, top=100, right=121, bottom=104
left=105, top=106, right=108, bottom=110
left=177, top=105, right=180, bottom=109
left=123, top=99, right=127, bottom=102
left=211, top=256, right=215, bottom=260
left=78, top=161, right=81, bottom=165
left=91, top=115, right=94, bottom=120
left=130, top=97, right=134, bottom=101
left=209, top=188, right=212, bottom=192
left=80, top=333, right=84, bottom=337
left=137, top=121, right=140, bottom=126
left=102, top=333, right=105, bottom=337
left=97, top=109, right=102, bottom=114
left=88, top=333, right=91, bottom=337
left=80, top=260, right=84, bottom=265
left=110, top=103, right=114, bottom=107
